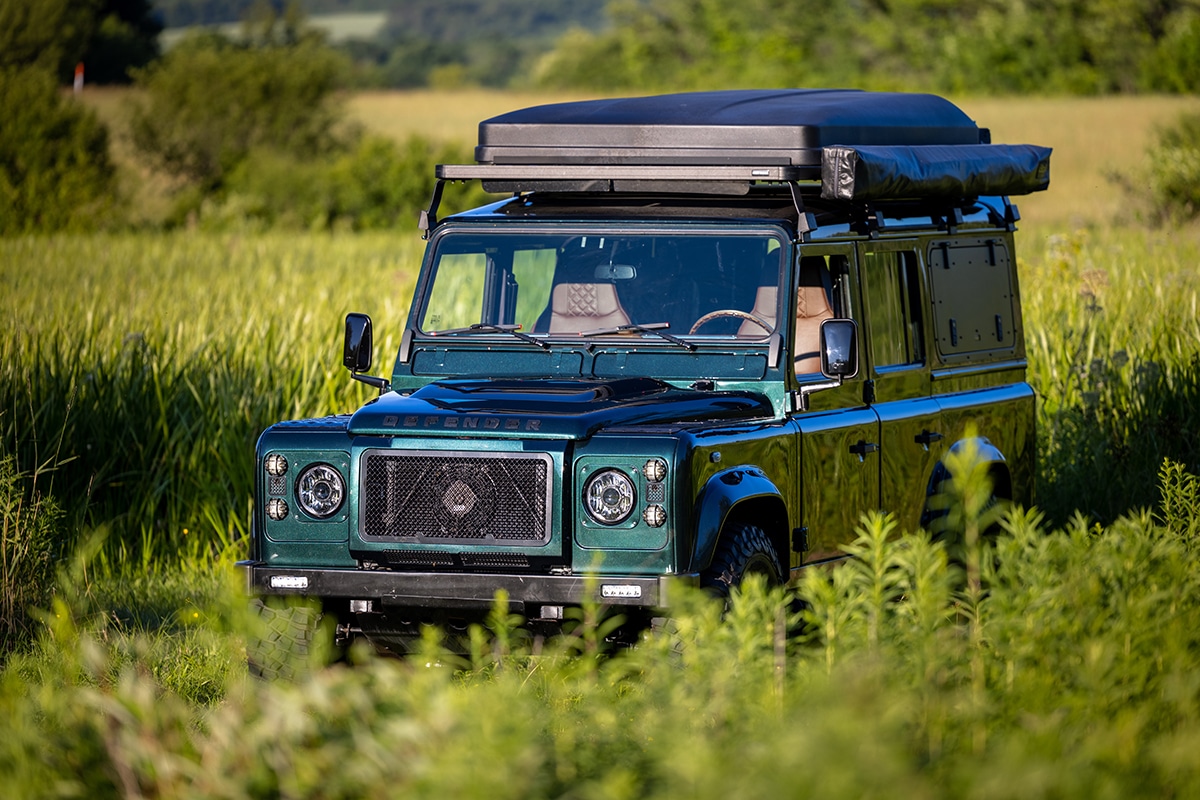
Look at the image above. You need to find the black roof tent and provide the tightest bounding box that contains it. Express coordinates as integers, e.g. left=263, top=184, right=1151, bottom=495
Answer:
left=472, top=89, right=985, bottom=167
left=425, top=89, right=1050, bottom=231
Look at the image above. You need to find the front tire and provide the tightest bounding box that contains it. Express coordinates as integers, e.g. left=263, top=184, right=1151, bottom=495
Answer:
left=701, top=522, right=783, bottom=597
left=246, top=598, right=323, bottom=681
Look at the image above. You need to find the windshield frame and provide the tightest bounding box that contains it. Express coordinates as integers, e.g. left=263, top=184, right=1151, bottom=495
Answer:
left=412, top=222, right=792, bottom=349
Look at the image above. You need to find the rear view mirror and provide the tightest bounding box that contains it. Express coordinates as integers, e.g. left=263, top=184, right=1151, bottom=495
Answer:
left=344, top=313, right=373, bottom=373
left=594, top=263, right=637, bottom=281
left=820, top=319, right=859, bottom=379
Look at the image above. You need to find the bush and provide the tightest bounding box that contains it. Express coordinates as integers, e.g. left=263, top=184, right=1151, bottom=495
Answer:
left=198, top=134, right=495, bottom=232
left=0, top=65, right=119, bottom=235
left=129, top=32, right=349, bottom=191
left=0, top=457, right=62, bottom=653
left=1143, top=112, right=1200, bottom=223
left=5, top=464, right=1200, bottom=797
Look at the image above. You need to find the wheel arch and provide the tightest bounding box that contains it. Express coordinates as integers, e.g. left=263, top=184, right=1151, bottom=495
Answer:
left=920, top=436, right=1013, bottom=530
left=690, top=466, right=789, bottom=574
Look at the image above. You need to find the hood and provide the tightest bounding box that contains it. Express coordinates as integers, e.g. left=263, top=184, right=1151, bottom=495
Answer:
left=348, top=377, right=773, bottom=440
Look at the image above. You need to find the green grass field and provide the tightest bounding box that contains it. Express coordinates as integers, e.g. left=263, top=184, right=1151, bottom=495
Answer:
left=5, top=91, right=1200, bottom=797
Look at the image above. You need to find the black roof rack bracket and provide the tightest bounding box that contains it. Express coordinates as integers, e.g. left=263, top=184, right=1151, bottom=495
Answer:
left=418, top=179, right=446, bottom=240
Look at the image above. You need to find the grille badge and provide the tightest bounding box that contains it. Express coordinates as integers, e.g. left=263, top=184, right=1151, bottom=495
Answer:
left=443, top=480, right=478, bottom=516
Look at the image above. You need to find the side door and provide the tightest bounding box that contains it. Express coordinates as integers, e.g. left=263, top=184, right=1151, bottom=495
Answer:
left=790, top=246, right=881, bottom=564
left=858, top=241, right=943, bottom=535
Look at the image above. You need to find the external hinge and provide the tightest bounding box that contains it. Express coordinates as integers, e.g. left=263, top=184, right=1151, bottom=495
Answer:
left=792, top=527, right=809, bottom=552
left=863, top=379, right=876, bottom=405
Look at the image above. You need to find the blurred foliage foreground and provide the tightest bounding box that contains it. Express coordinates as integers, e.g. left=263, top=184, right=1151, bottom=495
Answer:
left=2, top=458, right=1200, bottom=799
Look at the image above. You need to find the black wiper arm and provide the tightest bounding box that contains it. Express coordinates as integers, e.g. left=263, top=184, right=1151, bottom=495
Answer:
left=427, top=323, right=550, bottom=350
left=578, top=322, right=695, bottom=351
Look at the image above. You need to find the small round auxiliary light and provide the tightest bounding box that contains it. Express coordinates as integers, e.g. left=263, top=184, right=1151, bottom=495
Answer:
left=643, top=504, right=666, bottom=528
left=264, top=453, right=288, bottom=477
left=266, top=498, right=289, bottom=521
left=643, top=458, right=667, bottom=483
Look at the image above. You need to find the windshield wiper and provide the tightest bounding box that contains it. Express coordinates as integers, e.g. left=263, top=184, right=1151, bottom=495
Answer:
left=578, top=322, right=696, bottom=352
left=426, top=323, right=550, bottom=350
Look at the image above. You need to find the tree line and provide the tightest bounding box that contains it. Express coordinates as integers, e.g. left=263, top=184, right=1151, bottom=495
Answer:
left=532, top=0, right=1200, bottom=95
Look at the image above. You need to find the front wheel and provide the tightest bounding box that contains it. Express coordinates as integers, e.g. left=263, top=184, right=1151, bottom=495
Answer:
left=701, top=522, right=783, bottom=597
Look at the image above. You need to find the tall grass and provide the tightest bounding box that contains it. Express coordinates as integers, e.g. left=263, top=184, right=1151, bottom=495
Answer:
left=0, top=231, right=420, bottom=577
left=1022, top=227, right=1200, bottom=523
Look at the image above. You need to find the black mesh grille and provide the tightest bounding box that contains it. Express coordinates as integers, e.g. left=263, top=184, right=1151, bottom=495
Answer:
left=645, top=482, right=665, bottom=503
left=361, top=451, right=551, bottom=544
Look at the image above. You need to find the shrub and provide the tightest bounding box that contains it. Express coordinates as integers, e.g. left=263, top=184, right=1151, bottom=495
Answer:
left=0, top=65, right=119, bottom=234
left=129, top=32, right=349, bottom=191
left=0, top=457, right=62, bottom=653
left=1143, top=112, right=1200, bottom=223
left=201, top=134, right=495, bottom=231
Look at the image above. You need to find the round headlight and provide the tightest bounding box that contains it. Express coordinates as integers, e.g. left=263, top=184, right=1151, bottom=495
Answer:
left=296, top=464, right=345, bottom=518
left=643, top=504, right=666, bottom=527
left=264, top=453, right=288, bottom=476
left=643, top=458, right=667, bottom=483
left=583, top=469, right=636, bottom=525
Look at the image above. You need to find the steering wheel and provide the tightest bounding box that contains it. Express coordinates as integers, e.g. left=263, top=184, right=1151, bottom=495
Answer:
left=689, top=309, right=773, bottom=335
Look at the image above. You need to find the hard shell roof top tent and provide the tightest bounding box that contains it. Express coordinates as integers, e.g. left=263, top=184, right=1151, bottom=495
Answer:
left=424, top=89, right=1050, bottom=234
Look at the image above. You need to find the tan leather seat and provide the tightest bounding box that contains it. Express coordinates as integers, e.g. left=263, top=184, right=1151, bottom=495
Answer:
left=794, top=279, right=834, bottom=374
left=547, top=283, right=631, bottom=333
left=736, top=286, right=779, bottom=337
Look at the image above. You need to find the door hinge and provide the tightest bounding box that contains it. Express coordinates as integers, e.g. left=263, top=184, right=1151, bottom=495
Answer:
left=792, top=527, right=809, bottom=552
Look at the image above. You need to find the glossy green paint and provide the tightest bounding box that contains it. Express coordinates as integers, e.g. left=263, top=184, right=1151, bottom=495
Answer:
left=245, top=191, right=1037, bottom=620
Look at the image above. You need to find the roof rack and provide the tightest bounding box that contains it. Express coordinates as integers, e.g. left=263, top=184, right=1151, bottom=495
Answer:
left=422, top=90, right=1050, bottom=233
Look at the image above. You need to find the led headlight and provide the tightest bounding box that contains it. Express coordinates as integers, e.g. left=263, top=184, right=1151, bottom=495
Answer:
left=296, top=464, right=345, bottom=518
left=583, top=469, right=636, bottom=525
left=264, top=453, right=288, bottom=477
left=643, top=458, right=667, bottom=482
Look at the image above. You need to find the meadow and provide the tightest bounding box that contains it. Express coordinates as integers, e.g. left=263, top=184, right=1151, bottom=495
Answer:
left=2, top=92, right=1200, bottom=797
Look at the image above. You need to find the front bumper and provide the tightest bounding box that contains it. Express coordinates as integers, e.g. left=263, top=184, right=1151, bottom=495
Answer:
left=238, top=560, right=697, bottom=610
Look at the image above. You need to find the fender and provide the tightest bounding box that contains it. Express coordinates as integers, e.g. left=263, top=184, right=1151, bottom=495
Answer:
left=690, top=466, right=786, bottom=573
left=920, top=436, right=1011, bottom=531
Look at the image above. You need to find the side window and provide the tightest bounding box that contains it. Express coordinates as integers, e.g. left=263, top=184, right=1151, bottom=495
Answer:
left=927, top=238, right=1016, bottom=357
left=862, top=250, right=924, bottom=369
left=794, top=255, right=839, bottom=375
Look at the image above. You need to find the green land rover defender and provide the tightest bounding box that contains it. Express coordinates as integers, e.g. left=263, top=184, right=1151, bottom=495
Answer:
left=239, top=89, right=1050, bottom=654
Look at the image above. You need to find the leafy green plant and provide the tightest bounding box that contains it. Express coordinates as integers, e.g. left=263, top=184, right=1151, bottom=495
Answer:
left=0, top=457, right=63, bottom=652
left=0, top=65, right=119, bottom=235
left=129, top=32, right=349, bottom=191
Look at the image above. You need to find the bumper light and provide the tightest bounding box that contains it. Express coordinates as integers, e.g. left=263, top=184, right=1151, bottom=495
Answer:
left=601, top=584, right=643, bottom=599
left=266, top=498, right=289, bottom=521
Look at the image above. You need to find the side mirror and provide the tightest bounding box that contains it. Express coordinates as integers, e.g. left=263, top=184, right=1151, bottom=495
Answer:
left=820, top=319, right=859, bottom=379
left=344, top=313, right=373, bottom=373
left=343, top=313, right=390, bottom=392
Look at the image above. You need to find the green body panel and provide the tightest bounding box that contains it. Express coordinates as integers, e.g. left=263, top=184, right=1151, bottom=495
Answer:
left=245, top=194, right=1038, bottom=620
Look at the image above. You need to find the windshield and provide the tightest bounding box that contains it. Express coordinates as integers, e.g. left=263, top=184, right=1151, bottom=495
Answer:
left=419, top=230, right=785, bottom=341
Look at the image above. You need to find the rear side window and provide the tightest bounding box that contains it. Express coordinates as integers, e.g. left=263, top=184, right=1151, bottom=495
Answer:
left=927, top=238, right=1016, bottom=358
left=862, top=250, right=924, bottom=369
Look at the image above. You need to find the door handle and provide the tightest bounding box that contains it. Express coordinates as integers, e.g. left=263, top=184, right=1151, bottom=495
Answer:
left=849, top=440, right=879, bottom=459
left=915, top=430, right=944, bottom=448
